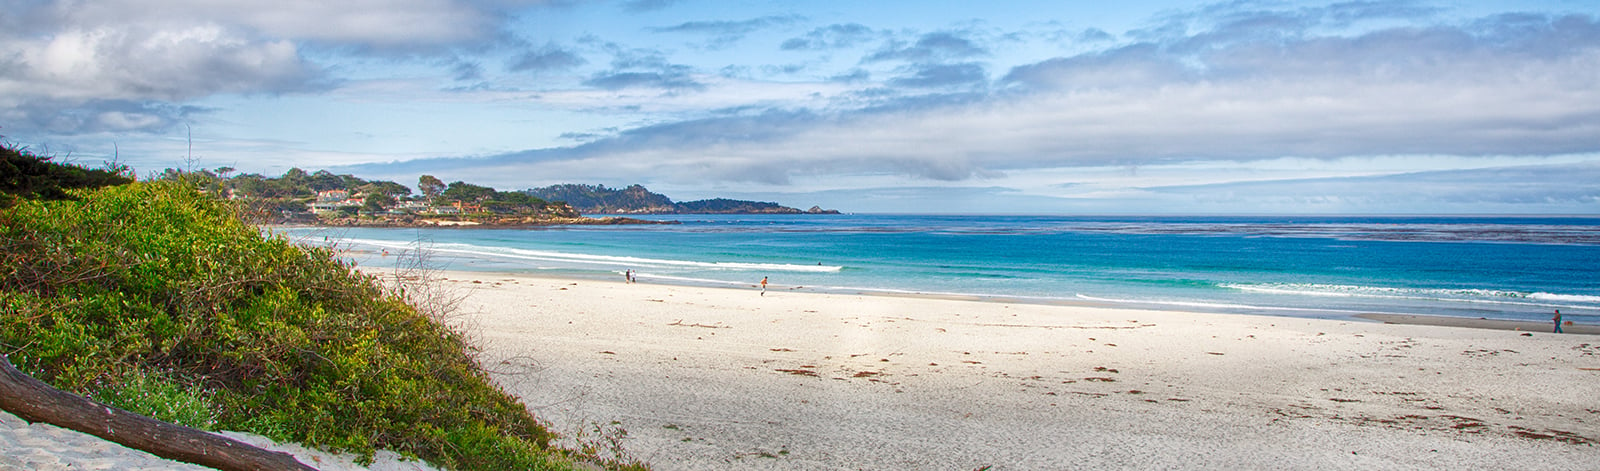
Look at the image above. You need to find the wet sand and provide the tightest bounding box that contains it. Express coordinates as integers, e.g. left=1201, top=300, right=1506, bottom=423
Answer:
left=1357, top=313, right=1599, bottom=335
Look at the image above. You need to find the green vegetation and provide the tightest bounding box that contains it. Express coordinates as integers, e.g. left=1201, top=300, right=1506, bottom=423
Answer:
left=0, top=141, right=131, bottom=206
left=144, top=164, right=832, bottom=222
left=525, top=184, right=675, bottom=214
left=525, top=183, right=838, bottom=214
left=91, top=369, right=220, bottom=431
left=674, top=198, right=801, bottom=214
left=0, top=149, right=639, bottom=470
left=155, top=167, right=578, bottom=224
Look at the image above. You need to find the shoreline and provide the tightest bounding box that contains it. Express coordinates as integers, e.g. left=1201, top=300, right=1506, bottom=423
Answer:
left=424, top=267, right=1600, bottom=332
left=1357, top=313, right=1600, bottom=335
left=433, top=270, right=1600, bottom=470
left=263, top=215, right=677, bottom=229
left=281, top=223, right=1600, bottom=330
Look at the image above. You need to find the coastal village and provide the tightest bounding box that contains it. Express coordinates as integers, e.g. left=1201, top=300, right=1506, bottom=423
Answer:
left=298, top=187, right=585, bottom=226
left=176, top=167, right=834, bottom=227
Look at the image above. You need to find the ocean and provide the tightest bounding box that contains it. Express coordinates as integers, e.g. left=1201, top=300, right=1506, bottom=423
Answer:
left=277, top=215, right=1600, bottom=326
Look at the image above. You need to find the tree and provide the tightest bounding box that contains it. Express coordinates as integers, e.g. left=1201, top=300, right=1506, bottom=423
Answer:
left=266, top=168, right=312, bottom=198
left=281, top=168, right=309, bottom=185
left=275, top=199, right=308, bottom=213
left=441, top=181, right=496, bottom=203
left=418, top=175, right=445, bottom=201
left=363, top=192, right=396, bottom=213
left=308, top=170, right=346, bottom=192
left=498, top=192, right=545, bottom=207
left=339, top=174, right=368, bottom=191
left=362, top=181, right=412, bottom=198
left=226, top=174, right=269, bottom=198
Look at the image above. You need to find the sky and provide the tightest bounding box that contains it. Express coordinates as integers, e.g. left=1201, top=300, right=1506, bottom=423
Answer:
left=4, top=0, right=1600, bottom=214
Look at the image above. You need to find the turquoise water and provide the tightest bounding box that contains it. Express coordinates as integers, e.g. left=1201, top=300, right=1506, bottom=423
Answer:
left=279, top=215, right=1600, bottom=325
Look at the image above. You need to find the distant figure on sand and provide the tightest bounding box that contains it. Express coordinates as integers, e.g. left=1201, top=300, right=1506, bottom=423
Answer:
left=1553, top=309, right=1563, bottom=334
left=760, top=276, right=768, bottom=296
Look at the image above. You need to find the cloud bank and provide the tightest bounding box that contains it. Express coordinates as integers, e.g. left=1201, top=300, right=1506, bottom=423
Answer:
left=353, top=11, right=1600, bottom=193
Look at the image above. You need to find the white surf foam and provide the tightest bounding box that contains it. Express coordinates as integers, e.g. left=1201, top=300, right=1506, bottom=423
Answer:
left=1220, top=283, right=1600, bottom=309
left=340, top=238, right=843, bottom=273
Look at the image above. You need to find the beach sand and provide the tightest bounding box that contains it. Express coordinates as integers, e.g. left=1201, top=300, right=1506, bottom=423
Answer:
left=1358, top=313, right=1600, bottom=335
left=441, top=272, right=1600, bottom=470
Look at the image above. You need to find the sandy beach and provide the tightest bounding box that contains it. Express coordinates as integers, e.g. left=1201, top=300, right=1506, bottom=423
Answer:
left=5, top=271, right=1596, bottom=470
left=441, top=271, right=1600, bottom=470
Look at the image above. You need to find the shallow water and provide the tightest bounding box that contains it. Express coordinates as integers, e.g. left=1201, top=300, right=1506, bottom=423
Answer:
left=276, top=214, right=1600, bottom=325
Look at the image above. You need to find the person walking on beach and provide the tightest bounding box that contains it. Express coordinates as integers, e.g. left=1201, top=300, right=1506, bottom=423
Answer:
left=760, top=276, right=768, bottom=296
left=1554, top=309, right=1563, bottom=334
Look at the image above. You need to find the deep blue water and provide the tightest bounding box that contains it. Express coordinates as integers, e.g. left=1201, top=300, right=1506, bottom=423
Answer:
left=277, top=215, right=1600, bottom=325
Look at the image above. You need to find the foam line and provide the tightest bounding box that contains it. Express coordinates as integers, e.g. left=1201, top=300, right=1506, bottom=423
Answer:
left=1221, top=283, right=1599, bottom=309
left=340, top=238, right=844, bottom=273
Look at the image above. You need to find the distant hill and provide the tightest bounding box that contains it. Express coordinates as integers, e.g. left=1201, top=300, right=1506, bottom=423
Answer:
left=524, top=184, right=840, bottom=215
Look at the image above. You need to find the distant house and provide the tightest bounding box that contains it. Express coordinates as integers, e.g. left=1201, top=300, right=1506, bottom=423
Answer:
left=311, top=190, right=364, bottom=211
left=315, top=190, right=349, bottom=203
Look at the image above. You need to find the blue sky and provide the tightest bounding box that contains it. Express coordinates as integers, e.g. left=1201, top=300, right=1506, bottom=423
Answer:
left=4, top=0, right=1599, bottom=214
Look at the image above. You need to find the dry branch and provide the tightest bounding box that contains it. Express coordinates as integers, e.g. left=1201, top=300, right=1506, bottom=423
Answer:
left=0, top=354, right=317, bottom=471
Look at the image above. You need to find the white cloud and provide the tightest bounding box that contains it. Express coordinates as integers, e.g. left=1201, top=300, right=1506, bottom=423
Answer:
left=0, top=25, right=318, bottom=103
left=0, top=0, right=541, bottom=134
left=465, top=13, right=1600, bottom=185
left=523, top=74, right=863, bottom=113
left=47, top=0, right=512, bottom=47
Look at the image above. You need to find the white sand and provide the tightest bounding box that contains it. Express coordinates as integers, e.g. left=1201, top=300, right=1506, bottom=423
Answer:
left=442, top=272, right=1600, bottom=471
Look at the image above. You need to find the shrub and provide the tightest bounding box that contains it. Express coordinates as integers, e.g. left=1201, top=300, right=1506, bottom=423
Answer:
left=0, top=141, right=131, bottom=206
left=0, top=181, right=617, bottom=470
left=91, top=368, right=220, bottom=431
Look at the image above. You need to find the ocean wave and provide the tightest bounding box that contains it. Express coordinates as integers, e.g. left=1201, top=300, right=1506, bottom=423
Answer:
left=1528, top=292, right=1600, bottom=303
left=340, top=238, right=843, bottom=273
left=1221, top=283, right=1600, bottom=308
left=1073, top=294, right=1368, bottom=314
left=1055, top=222, right=1600, bottom=246
left=654, top=221, right=1600, bottom=245
left=629, top=273, right=755, bottom=287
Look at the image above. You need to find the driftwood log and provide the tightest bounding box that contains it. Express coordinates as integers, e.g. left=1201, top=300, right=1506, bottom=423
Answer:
left=0, top=354, right=317, bottom=470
